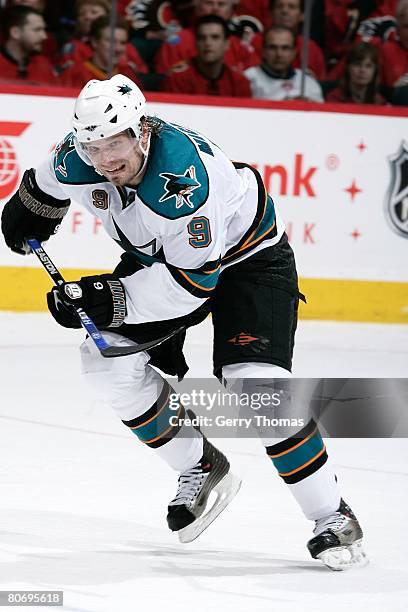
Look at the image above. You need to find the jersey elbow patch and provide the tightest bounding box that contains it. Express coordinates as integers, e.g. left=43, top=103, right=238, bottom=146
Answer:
left=167, top=260, right=221, bottom=298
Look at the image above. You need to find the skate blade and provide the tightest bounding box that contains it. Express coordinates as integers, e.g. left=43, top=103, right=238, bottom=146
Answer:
left=178, top=472, right=242, bottom=544
left=317, top=539, right=369, bottom=571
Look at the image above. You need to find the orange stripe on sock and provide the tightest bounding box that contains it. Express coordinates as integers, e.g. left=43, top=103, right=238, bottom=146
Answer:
left=130, top=385, right=171, bottom=430
left=267, top=428, right=318, bottom=458
left=143, top=404, right=183, bottom=444
left=279, top=446, right=326, bottom=477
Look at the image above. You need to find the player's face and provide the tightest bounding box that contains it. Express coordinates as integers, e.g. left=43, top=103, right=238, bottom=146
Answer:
left=83, top=131, right=144, bottom=186
left=263, top=30, right=296, bottom=75
left=271, top=0, right=302, bottom=30
left=17, top=13, right=47, bottom=53
left=78, top=3, right=107, bottom=35
left=196, top=0, right=234, bottom=20
left=397, top=9, right=408, bottom=50
left=92, top=27, right=128, bottom=68
left=196, top=24, right=228, bottom=63
left=348, top=57, right=376, bottom=87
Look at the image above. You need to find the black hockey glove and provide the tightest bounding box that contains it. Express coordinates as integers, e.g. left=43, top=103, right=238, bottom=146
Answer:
left=1, top=168, right=70, bottom=255
left=46, top=274, right=127, bottom=330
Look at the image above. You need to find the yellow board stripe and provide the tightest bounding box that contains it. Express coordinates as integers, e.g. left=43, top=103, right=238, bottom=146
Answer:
left=0, top=266, right=407, bottom=323
left=298, top=278, right=408, bottom=323
left=0, top=267, right=103, bottom=312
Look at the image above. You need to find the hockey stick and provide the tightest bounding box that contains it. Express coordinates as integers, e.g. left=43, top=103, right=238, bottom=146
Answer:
left=28, top=238, right=184, bottom=358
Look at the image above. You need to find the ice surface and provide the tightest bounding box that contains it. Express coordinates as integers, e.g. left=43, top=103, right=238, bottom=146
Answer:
left=1, top=313, right=407, bottom=612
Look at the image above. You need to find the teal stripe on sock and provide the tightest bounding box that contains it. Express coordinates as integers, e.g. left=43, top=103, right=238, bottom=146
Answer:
left=130, top=401, right=180, bottom=443
left=271, top=431, right=324, bottom=475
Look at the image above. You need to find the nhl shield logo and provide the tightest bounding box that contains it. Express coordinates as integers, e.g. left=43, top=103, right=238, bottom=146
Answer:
left=385, top=141, right=408, bottom=238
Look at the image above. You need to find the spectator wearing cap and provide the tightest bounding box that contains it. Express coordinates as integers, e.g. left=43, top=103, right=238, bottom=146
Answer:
left=244, top=26, right=324, bottom=101
left=326, top=42, right=386, bottom=104
left=60, top=0, right=147, bottom=74
left=0, top=5, right=55, bottom=83
left=61, top=15, right=143, bottom=88
left=162, top=14, right=251, bottom=96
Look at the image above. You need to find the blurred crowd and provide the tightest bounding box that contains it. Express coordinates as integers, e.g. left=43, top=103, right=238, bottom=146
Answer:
left=0, top=0, right=407, bottom=106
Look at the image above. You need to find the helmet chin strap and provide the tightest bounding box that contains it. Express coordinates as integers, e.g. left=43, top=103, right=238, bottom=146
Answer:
left=132, top=131, right=151, bottom=182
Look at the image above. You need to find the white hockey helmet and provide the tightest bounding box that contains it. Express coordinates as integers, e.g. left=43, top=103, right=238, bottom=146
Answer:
left=72, top=74, right=146, bottom=144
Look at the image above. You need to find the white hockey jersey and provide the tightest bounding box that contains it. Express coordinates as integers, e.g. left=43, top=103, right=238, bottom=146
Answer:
left=35, top=121, right=285, bottom=324
left=244, top=65, right=324, bottom=103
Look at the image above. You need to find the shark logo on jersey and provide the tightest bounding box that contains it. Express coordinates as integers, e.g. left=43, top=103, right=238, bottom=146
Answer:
left=385, top=141, right=408, bottom=238
left=55, top=134, right=76, bottom=178
left=159, top=166, right=201, bottom=209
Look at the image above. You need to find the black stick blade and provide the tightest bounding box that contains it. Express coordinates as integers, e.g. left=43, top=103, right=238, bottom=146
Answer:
left=100, top=326, right=185, bottom=358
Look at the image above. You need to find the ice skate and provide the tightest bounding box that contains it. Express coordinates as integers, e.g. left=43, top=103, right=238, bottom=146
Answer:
left=307, top=499, right=368, bottom=570
left=167, top=437, right=242, bottom=543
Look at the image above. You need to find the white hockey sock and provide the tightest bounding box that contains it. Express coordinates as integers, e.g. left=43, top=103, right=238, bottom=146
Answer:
left=155, top=426, right=203, bottom=473
left=286, top=459, right=341, bottom=521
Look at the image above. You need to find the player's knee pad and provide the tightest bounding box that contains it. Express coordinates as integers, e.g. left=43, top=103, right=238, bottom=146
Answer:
left=222, top=362, right=316, bottom=445
left=80, top=332, right=163, bottom=421
left=222, top=362, right=291, bottom=381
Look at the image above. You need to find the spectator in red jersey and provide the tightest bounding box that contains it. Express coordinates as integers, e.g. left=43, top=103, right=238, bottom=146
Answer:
left=61, top=16, right=143, bottom=88
left=380, top=0, right=408, bottom=87
left=326, top=0, right=400, bottom=80
left=155, top=0, right=259, bottom=74
left=0, top=5, right=56, bottom=83
left=124, top=0, right=184, bottom=41
left=326, top=42, right=385, bottom=104
left=269, top=0, right=326, bottom=80
left=162, top=14, right=251, bottom=96
left=60, top=0, right=148, bottom=74
left=235, top=0, right=270, bottom=29
left=7, top=0, right=59, bottom=62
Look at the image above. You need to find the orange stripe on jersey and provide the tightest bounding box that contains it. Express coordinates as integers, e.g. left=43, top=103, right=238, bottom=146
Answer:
left=178, top=269, right=217, bottom=291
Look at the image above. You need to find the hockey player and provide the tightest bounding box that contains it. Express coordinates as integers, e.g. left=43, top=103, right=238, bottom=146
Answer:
left=1, top=74, right=367, bottom=570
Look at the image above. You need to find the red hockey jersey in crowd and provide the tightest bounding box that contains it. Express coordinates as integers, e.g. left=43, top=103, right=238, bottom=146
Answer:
left=235, top=0, right=270, bottom=28
left=155, top=28, right=259, bottom=74
left=380, top=39, right=408, bottom=87
left=326, top=85, right=386, bottom=104
left=0, top=48, right=55, bottom=84
left=162, top=59, right=251, bottom=97
left=324, top=0, right=398, bottom=59
left=60, top=60, right=143, bottom=89
left=60, top=38, right=148, bottom=74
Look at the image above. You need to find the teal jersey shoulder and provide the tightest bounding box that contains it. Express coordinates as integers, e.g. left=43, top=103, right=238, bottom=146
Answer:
left=137, top=122, right=211, bottom=220
left=53, top=133, right=105, bottom=185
